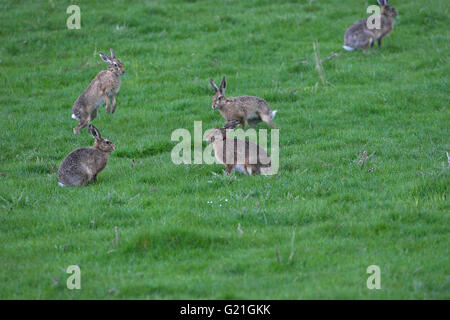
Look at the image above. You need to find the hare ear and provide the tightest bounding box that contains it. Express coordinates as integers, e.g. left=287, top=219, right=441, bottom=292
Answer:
left=219, top=76, right=227, bottom=94
left=88, top=125, right=102, bottom=140
left=109, top=48, right=115, bottom=59
left=99, top=52, right=111, bottom=64
left=378, top=0, right=386, bottom=6
left=210, top=79, right=219, bottom=92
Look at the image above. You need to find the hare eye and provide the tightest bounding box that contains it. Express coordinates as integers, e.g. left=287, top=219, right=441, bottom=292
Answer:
left=106, top=141, right=111, bottom=145
left=114, top=63, right=118, bottom=67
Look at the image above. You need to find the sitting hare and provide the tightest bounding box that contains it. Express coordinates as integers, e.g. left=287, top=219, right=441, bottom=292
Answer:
left=58, top=125, right=115, bottom=186
left=343, top=0, right=398, bottom=51
left=209, top=76, right=278, bottom=129
left=205, top=120, right=272, bottom=175
left=72, top=48, right=125, bottom=134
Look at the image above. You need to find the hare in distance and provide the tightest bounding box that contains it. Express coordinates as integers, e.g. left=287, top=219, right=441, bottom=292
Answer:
left=343, top=0, right=398, bottom=51
left=72, top=48, right=125, bottom=134
left=209, top=76, right=278, bottom=129
left=205, top=120, right=272, bottom=175
left=58, top=125, right=115, bottom=187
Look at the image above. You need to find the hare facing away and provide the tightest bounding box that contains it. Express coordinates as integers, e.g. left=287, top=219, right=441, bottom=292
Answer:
left=343, top=0, right=398, bottom=51
left=209, top=76, right=278, bottom=129
left=72, top=48, right=125, bottom=135
left=58, top=125, right=115, bottom=187
left=205, top=120, right=272, bottom=175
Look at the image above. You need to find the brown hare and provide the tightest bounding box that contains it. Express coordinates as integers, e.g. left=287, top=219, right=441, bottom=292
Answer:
left=205, top=120, right=272, bottom=175
left=343, top=0, right=398, bottom=51
left=209, top=76, right=278, bottom=129
left=58, top=125, right=115, bottom=187
left=72, top=48, right=125, bottom=134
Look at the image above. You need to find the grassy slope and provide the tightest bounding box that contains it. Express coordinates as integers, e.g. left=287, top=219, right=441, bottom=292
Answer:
left=0, top=0, right=448, bottom=299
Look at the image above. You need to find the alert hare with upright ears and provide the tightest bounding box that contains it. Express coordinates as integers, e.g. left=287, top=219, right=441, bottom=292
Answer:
left=72, top=48, right=125, bottom=134
left=209, top=76, right=278, bottom=129
left=58, top=125, right=115, bottom=187
left=343, top=0, right=398, bottom=51
left=205, top=120, right=272, bottom=175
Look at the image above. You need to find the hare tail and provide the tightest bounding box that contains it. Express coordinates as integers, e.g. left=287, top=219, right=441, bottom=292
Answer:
left=272, top=110, right=277, bottom=119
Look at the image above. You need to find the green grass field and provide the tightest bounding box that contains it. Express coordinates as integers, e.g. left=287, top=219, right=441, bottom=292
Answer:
left=0, top=0, right=449, bottom=299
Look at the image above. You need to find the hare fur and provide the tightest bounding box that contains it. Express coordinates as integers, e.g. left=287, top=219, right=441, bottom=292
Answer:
left=210, top=76, right=278, bottom=129
left=343, top=0, right=398, bottom=51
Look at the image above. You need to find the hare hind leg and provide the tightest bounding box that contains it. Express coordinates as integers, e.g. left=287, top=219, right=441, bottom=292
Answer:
left=247, top=114, right=261, bottom=128
left=247, top=118, right=260, bottom=128
left=103, top=94, right=111, bottom=114
left=361, top=30, right=375, bottom=52
left=79, top=172, right=90, bottom=186
left=91, top=108, right=98, bottom=121
left=225, top=164, right=235, bottom=174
